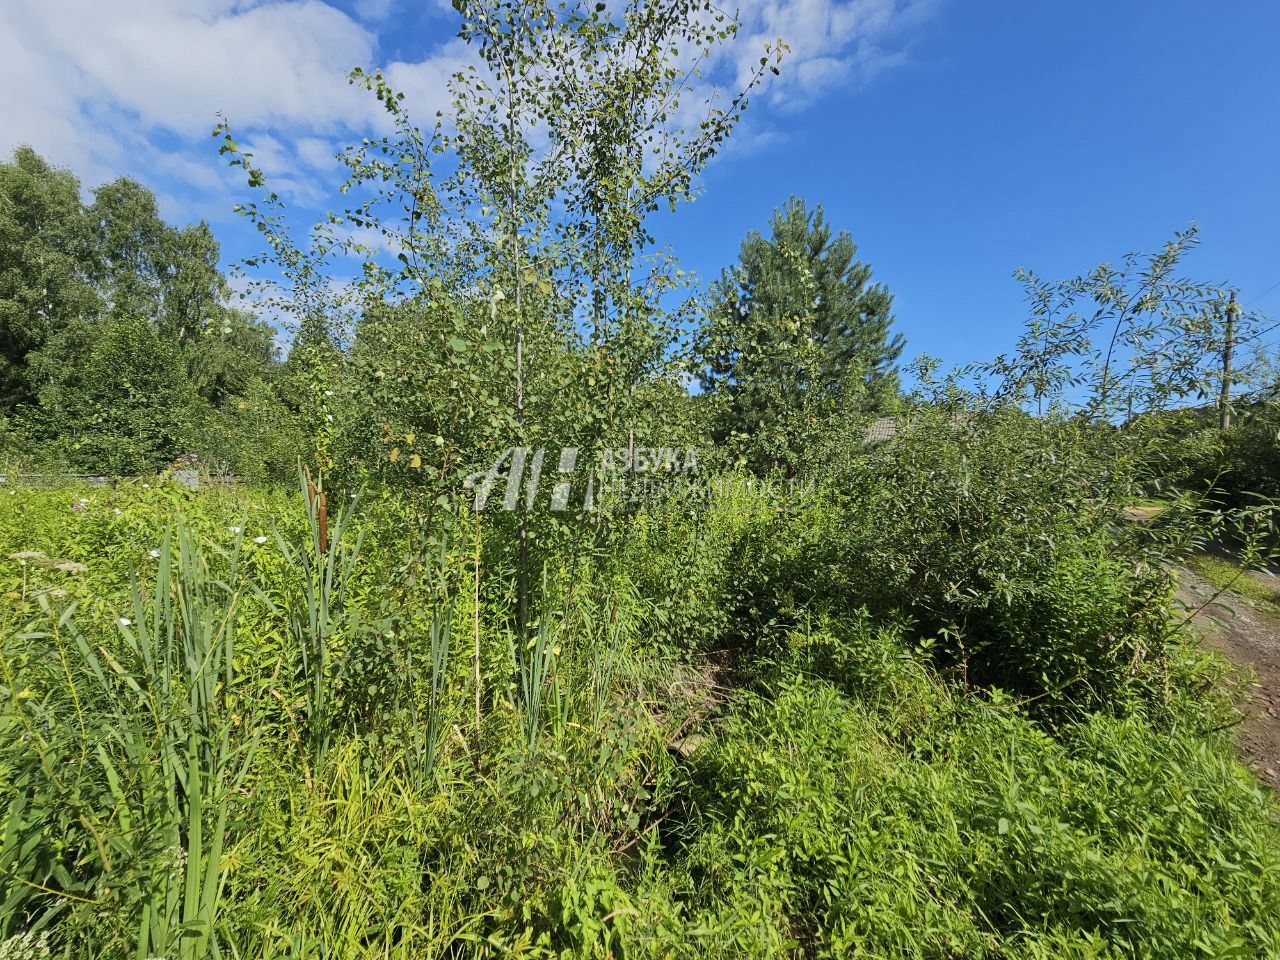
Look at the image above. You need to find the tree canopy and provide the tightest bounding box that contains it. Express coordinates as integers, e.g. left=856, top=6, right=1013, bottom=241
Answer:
left=698, top=196, right=904, bottom=473
left=0, top=146, right=291, bottom=474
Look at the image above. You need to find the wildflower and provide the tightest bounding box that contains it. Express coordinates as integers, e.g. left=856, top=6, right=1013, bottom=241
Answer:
left=10, top=551, right=46, bottom=562
left=164, top=845, right=189, bottom=883
left=118, top=617, right=132, bottom=627
left=0, top=929, right=51, bottom=959
left=230, top=525, right=242, bottom=534
left=113, top=507, right=122, bottom=516
left=254, top=535, right=268, bottom=544
left=78, top=497, right=89, bottom=505
left=149, top=549, right=161, bottom=559
left=50, top=560, right=88, bottom=574
left=324, top=389, right=334, bottom=396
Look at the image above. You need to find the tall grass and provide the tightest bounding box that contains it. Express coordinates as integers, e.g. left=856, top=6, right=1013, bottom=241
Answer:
left=403, top=602, right=453, bottom=787
left=1, top=470, right=1278, bottom=958
left=2, top=526, right=255, bottom=959
left=515, top=603, right=558, bottom=749
left=269, top=470, right=364, bottom=764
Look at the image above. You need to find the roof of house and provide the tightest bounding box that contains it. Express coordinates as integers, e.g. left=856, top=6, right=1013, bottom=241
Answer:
left=863, top=417, right=899, bottom=444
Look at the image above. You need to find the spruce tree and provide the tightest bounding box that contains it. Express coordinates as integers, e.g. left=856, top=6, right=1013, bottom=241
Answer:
left=699, top=196, right=904, bottom=473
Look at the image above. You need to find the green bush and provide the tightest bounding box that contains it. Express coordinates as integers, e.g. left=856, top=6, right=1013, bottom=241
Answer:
left=0, top=474, right=1276, bottom=958
left=1215, top=402, right=1280, bottom=504
left=818, top=407, right=1179, bottom=720
left=666, top=665, right=1280, bottom=958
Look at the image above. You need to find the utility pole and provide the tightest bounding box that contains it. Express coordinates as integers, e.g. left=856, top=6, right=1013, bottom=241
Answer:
left=1220, top=293, right=1238, bottom=430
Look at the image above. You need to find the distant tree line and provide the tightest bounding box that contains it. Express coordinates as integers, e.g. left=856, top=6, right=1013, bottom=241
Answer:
left=1, top=145, right=906, bottom=482
left=0, top=147, right=302, bottom=476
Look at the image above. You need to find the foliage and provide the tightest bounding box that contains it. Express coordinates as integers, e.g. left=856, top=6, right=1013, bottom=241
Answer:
left=986, top=225, right=1263, bottom=421
left=829, top=406, right=1176, bottom=721
left=194, top=375, right=306, bottom=483
left=1, top=525, right=254, bottom=958
left=1184, top=399, right=1280, bottom=507
left=672, top=658, right=1279, bottom=958
left=0, top=5, right=1278, bottom=958
left=22, top=314, right=198, bottom=474
left=0, top=480, right=1276, bottom=958
left=0, top=148, right=99, bottom=413
left=0, top=147, right=289, bottom=476
left=699, top=197, right=904, bottom=474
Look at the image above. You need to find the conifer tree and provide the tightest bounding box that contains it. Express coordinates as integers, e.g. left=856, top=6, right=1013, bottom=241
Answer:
left=700, top=196, right=904, bottom=472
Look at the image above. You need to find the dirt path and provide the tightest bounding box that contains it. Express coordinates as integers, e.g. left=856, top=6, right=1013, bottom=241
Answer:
left=1175, top=567, right=1280, bottom=789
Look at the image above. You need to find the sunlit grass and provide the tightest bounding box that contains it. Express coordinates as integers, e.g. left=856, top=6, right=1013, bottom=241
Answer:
left=2, top=478, right=1278, bottom=957
left=1186, top=551, right=1280, bottom=621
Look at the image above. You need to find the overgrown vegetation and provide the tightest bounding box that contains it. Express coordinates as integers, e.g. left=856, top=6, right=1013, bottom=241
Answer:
left=1, top=0, right=1279, bottom=956
left=1186, top=551, right=1280, bottom=621
left=2, top=450, right=1277, bottom=957
left=0, top=149, right=301, bottom=477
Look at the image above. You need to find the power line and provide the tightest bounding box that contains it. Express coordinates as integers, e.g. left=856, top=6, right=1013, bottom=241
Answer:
left=1246, top=277, right=1280, bottom=307
left=1233, top=317, right=1280, bottom=351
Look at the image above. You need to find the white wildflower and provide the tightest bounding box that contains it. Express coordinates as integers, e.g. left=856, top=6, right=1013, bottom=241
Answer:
left=149, top=549, right=161, bottom=560
left=118, top=617, right=132, bottom=628
left=0, top=929, right=51, bottom=960
left=164, top=844, right=189, bottom=882
left=254, top=536, right=268, bottom=545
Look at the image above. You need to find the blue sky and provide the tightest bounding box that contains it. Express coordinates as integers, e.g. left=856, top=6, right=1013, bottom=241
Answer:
left=3, top=0, right=1278, bottom=372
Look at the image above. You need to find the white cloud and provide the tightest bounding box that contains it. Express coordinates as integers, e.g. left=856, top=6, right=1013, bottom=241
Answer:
left=721, top=0, right=937, bottom=109
left=12, top=0, right=376, bottom=136
left=0, top=13, right=106, bottom=179
left=0, top=0, right=398, bottom=212
left=0, top=0, right=935, bottom=225
left=383, top=39, right=473, bottom=122
left=352, top=0, right=398, bottom=24
left=241, top=134, right=295, bottom=177
left=296, top=136, right=342, bottom=171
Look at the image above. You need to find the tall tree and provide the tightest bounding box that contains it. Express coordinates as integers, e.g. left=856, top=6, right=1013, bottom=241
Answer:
left=699, top=197, right=904, bottom=473
left=1, top=147, right=285, bottom=472
left=0, top=147, right=99, bottom=411
left=88, top=177, right=169, bottom=321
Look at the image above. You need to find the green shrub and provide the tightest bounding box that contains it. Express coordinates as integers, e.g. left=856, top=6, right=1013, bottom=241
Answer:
left=821, top=407, right=1179, bottom=720
left=665, top=670, right=1280, bottom=958
left=1, top=474, right=1277, bottom=959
